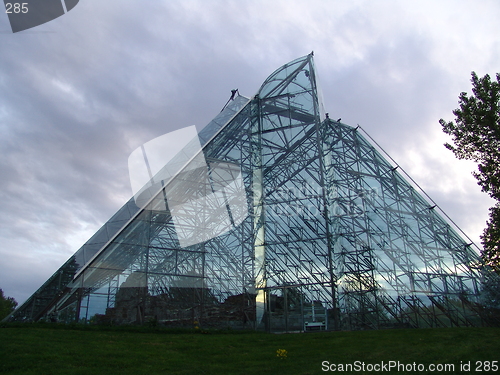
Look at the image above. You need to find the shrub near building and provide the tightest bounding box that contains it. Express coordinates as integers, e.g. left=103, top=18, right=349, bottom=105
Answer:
left=0, top=289, right=17, bottom=320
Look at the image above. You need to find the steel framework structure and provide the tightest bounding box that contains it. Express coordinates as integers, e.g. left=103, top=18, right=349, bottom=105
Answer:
left=7, top=54, right=500, bottom=331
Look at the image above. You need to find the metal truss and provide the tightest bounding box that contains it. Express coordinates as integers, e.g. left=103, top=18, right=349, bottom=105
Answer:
left=7, top=54, right=500, bottom=331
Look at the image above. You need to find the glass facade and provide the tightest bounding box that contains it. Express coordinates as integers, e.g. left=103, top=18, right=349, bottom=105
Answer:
left=6, top=54, right=500, bottom=331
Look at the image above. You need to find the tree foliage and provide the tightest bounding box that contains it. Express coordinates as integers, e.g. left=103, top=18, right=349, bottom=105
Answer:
left=482, top=203, right=500, bottom=269
left=0, top=288, right=18, bottom=320
left=439, top=72, right=500, bottom=270
left=440, top=72, right=500, bottom=200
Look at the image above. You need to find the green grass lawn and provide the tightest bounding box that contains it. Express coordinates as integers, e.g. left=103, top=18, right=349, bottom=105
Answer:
left=0, top=325, right=499, bottom=374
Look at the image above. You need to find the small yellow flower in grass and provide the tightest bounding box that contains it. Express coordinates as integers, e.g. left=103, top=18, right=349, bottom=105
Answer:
left=276, top=349, right=288, bottom=359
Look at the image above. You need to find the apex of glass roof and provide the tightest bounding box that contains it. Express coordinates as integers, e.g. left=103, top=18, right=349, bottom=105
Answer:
left=258, top=53, right=316, bottom=98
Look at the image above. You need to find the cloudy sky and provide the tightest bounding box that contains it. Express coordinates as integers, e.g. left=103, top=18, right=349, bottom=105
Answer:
left=1, top=0, right=499, bottom=305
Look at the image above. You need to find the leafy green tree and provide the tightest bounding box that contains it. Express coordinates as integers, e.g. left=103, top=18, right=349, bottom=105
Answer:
left=482, top=204, right=500, bottom=269
left=0, top=288, right=18, bottom=320
left=439, top=72, right=500, bottom=270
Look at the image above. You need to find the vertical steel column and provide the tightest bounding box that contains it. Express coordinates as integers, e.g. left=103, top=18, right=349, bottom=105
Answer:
left=251, top=95, right=266, bottom=328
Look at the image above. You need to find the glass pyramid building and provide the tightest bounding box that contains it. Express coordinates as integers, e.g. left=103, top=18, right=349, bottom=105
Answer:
left=7, top=54, right=500, bottom=331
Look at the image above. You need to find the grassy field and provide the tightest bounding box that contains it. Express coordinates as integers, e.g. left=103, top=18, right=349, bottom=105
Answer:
left=0, top=324, right=499, bottom=374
